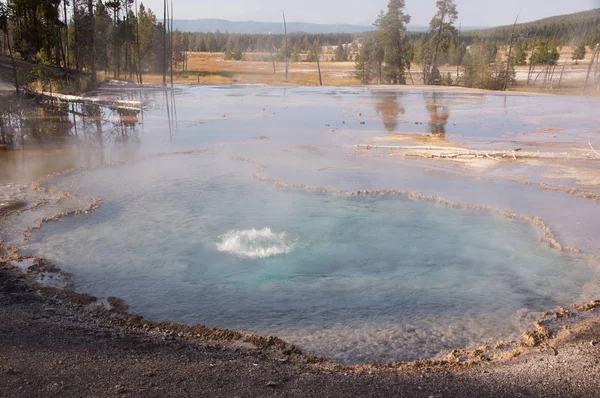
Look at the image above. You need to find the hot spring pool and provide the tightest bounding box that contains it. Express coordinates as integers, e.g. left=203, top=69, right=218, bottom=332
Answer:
left=23, top=153, right=592, bottom=364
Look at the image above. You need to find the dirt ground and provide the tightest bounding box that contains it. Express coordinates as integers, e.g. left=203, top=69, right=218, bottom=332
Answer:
left=1, top=266, right=600, bottom=398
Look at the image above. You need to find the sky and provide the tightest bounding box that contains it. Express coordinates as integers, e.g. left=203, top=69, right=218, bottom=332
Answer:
left=138, top=0, right=600, bottom=27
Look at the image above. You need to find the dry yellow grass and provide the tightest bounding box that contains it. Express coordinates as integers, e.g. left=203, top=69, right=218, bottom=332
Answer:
left=106, top=50, right=599, bottom=96
left=139, top=52, right=360, bottom=86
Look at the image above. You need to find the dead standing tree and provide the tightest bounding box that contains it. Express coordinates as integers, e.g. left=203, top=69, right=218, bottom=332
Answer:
left=106, top=1, right=121, bottom=79
left=455, top=22, right=461, bottom=83
left=527, top=39, right=537, bottom=85
left=595, top=48, right=600, bottom=90
left=314, top=40, right=322, bottom=86
left=283, top=12, right=289, bottom=81
left=162, top=0, right=167, bottom=86
left=169, top=0, right=174, bottom=88
left=135, top=0, right=142, bottom=84
left=62, top=0, right=69, bottom=70
left=88, top=0, right=96, bottom=86
left=269, top=46, right=276, bottom=74
left=73, top=0, right=80, bottom=71
left=557, top=58, right=567, bottom=89
left=503, top=13, right=519, bottom=91
left=0, top=4, right=19, bottom=95
left=582, top=43, right=599, bottom=95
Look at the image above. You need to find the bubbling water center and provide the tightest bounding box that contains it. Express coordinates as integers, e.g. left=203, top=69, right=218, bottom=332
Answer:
left=2, top=86, right=600, bottom=364
left=217, top=228, right=296, bottom=259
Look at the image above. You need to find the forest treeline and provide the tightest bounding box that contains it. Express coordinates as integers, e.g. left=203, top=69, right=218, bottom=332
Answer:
left=355, top=1, right=600, bottom=90
left=355, top=0, right=515, bottom=88
left=0, top=0, right=598, bottom=92
left=0, top=0, right=355, bottom=88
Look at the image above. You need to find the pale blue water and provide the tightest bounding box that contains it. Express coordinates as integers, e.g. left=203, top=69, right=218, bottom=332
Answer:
left=4, top=86, right=599, bottom=364
left=23, top=154, right=592, bottom=364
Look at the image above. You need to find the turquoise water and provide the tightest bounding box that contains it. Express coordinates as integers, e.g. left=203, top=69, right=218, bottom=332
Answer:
left=24, top=154, right=592, bottom=364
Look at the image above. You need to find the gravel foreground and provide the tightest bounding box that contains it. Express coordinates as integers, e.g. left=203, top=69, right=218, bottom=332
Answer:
left=1, top=269, right=599, bottom=397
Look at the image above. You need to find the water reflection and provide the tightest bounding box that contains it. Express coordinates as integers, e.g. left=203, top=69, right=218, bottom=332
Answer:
left=0, top=99, right=24, bottom=149
left=164, top=90, right=178, bottom=142
left=425, top=93, right=450, bottom=136
left=0, top=98, right=143, bottom=151
left=372, top=91, right=405, bottom=133
left=0, top=96, right=145, bottom=182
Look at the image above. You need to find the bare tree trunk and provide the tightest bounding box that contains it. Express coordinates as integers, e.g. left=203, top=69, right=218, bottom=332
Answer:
left=112, top=7, right=118, bottom=79
left=458, top=21, right=462, bottom=86
left=582, top=44, right=599, bottom=95
left=549, top=64, right=557, bottom=89
left=269, top=47, right=276, bottom=74
left=88, top=0, right=96, bottom=86
left=162, top=0, right=167, bottom=86
left=542, top=66, right=549, bottom=87
left=557, top=59, right=567, bottom=89
left=169, top=0, right=174, bottom=88
left=504, top=14, right=519, bottom=91
left=283, top=12, right=288, bottom=81
left=314, top=45, right=322, bottom=86
left=184, top=41, right=188, bottom=73
left=135, top=0, right=142, bottom=84
left=527, top=41, right=536, bottom=85
left=593, top=46, right=600, bottom=90
left=456, top=23, right=461, bottom=84
left=596, top=52, right=600, bottom=91
left=125, top=1, right=131, bottom=81
left=56, top=29, right=64, bottom=69
left=73, top=0, right=79, bottom=71
left=456, top=62, right=459, bottom=83
left=62, top=0, right=69, bottom=70
left=533, top=68, right=545, bottom=85
left=528, top=62, right=537, bottom=86
left=5, top=31, right=19, bottom=96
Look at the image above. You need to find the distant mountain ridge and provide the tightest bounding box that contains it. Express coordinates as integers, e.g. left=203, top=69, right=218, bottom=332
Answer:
left=171, top=19, right=374, bottom=34
left=467, top=8, right=600, bottom=43
left=170, top=19, right=484, bottom=34
left=484, top=8, right=600, bottom=31
left=168, top=9, right=600, bottom=36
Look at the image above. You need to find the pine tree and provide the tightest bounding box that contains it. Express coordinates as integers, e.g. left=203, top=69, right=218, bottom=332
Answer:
left=572, top=44, right=587, bottom=65
left=423, top=0, right=458, bottom=85
left=513, top=41, right=528, bottom=66
left=374, top=0, right=411, bottom=85
left=334, top=40, right=347, bottom=62
left=355, top=38, right=382, bottom=84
